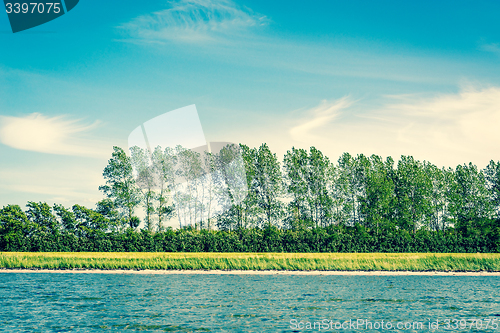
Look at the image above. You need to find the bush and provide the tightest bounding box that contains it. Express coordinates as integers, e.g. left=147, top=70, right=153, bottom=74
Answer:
left=1, top=224, right=499, bottom=252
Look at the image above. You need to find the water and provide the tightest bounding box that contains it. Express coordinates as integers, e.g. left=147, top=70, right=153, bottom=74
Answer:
left=0, top=273, right=499, bottom=332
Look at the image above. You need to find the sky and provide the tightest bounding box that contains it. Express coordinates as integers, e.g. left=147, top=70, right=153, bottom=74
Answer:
left=1, top=0, right=500, bottom=220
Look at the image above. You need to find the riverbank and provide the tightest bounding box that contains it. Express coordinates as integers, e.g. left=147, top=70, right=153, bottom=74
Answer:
left=1, top=252, right=499, bottom=272
left=2, top=269, right=500, bottom=275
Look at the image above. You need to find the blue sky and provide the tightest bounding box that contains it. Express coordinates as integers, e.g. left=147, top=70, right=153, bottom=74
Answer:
left=1, top=0, right=500, bottom=212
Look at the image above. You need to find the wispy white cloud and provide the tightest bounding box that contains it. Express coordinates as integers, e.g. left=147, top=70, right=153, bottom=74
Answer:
left=374, top=87, right=500, bottom=160
left=229, top=87, right=500, bottom=168
left=119, top=0, right=268, bottom=43
left=115, top=1, right=471, bottom=86
left=289, top=97, right=353, bottom=142
left=314, top=87, right=500, bottom=167
left=0, top=165, right=105, bottom=206
left=480, top=42, right=500, bottom=56
left=0, top=113, right=110, bottom=158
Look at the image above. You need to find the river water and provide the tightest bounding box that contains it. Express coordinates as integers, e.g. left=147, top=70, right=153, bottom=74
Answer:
left=1, top=273, right=499, bottom=332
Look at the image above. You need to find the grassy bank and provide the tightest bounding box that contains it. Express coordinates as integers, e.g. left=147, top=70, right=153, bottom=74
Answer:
left=1, top=252, right=500, bottom=271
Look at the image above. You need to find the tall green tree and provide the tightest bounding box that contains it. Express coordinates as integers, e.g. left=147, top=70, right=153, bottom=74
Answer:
left=253, top=143, right=283, bottom=227
left=214, top=144, right=248, bottom=230
left=336, top=153, right=368, bottom=226
left=203, top=150, right=220, bottom=230
left=283, top=147, right=309, bottom=229
left=151, top=146, right=176, bottom=232
left=53, top=204, right=77, bottom=233
left=0, top=205, right=33, bottom=250
left=392, top=156, right=433, bottom=232
left=95, top=199, right=122, bottom=232
left=239, top=144, right=261, bottom=229
left=448, top=163, right=493, bottom=235
left=130, top=146, right=157, bottom=231
left=99, top=146, right=141, bottom=228
left=306, top=147, right=333, bottom=227
left=72, top=204, right=110, bottom=236
left=217, top=144, right=260, bottom=230
left=25, top=201, right=59, bottom=235
left=175, top=146, right=206, bottom=229
left=425, top=164, right=450, bottom=231
left=360, top=155, right=395, bottom=234
left=328, top=160, right=350, bottom=225
left=484, top=160, right=500, bottom=219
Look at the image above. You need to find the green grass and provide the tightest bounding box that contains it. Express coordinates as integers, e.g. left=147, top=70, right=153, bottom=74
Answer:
left=1, top=252, right=500, bottom=271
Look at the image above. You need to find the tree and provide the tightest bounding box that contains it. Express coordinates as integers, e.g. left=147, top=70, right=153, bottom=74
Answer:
left=130, top=146, right=157, bottom=232
left=72, top=204, right=110, bottom=236
left=425, top=164, right=450, bottom=231
left=360, top=155, right=395, bottom=234
left=253, top=143, right=283, bottom=227
left=484, top=160, right=500, bottom=219
left=335, top=153, right=368, bottom=226
left=448, top=163, right=493, bottom=235
left=53, top=204, right=77, bottom=233
left=392, top=156, right=433, bottom=233
left=201, top=150, right=219, bottom=230
left=95, top=199, right=122, bottom=232
left=151, top=146, right=176, bottom=232
left=25, top=201, right=59, bottom=235
left=0, top=205, right=33, bottom=250
left=175, top=146, right=205, bottom=229
left=306, top=147, right=333, bottom=227
left=217, top=144, right=260, bottom=230
left=283, top=147, right=310, bottom=229
left=214, top=143, right=248, bottom=230
left=99, top=146, right=141, bottom=228
left=328, top=160, right=350, bottom=225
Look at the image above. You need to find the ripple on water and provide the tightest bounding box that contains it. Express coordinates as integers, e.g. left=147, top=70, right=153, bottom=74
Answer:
left=0, top=274, right=499, bottom=332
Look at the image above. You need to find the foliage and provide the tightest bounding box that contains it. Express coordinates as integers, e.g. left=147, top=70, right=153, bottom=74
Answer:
left=2, top=144, right=500, bottom=253
left=0, top=221, right=499, bottom=252
left=2, top=252, right=500, bottom=271
left=99, top=146, right=141, bottom=228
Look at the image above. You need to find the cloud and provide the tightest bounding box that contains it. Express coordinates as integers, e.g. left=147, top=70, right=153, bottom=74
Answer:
left=0, top=164, right=105, bottom=207
left=0, top=113, right=109, bottom=158
left=480, top=43, right=500, bottom=56
left=276, top=87, right=500, bottom=168
left=289, top=97, right=353, bottom=142
left=119, top=0, right=268, bottom=43
left=376, top=87, right=500, bottom=157
left=115, top=1, right=467, bottom=86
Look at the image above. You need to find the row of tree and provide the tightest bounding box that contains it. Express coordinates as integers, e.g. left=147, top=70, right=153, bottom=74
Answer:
left=96, top=144, right=500, bottom=237
left=1, top=223, right=497, bottom=253
left=99, top=144, right=246, bottom=231
left=1, top=143, right=500, bottom=251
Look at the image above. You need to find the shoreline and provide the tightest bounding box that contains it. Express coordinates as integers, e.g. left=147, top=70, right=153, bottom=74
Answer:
left=3, top=253, right=499, bottom=272
left=1, top=268, right=500, bottom=276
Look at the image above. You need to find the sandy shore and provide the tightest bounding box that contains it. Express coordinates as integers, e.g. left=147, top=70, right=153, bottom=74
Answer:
left=1, top=269, right=500, bottom=276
